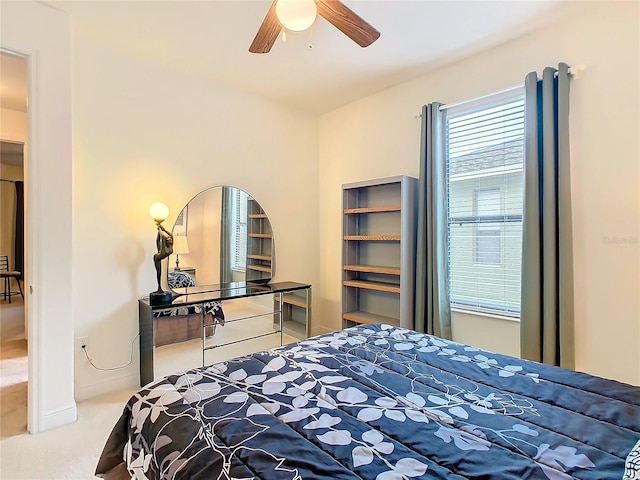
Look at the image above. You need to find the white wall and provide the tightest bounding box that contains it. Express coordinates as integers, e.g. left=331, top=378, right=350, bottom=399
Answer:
left=318, top=1, right=639, bottom=385
left=71, top=36, right=319, bottom=399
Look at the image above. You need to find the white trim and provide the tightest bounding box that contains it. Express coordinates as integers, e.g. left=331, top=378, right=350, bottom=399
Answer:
left=440, top=85, right=525, bottom=114
left=41, top=403, right=78, bottom=432
left=451, top=306, right=520, bottom=323
left=75, top=374, right=139, bottom=402
left=446, top=88, right=525, bottom=320
left=414, top=85, right=525, bottom=119
left=1, top=44, right=43, bottom=434
left=25, top=49, right=43, bottom=435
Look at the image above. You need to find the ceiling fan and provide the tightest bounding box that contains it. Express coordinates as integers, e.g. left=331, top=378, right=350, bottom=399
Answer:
left=249, top=0, right=380, bottom=54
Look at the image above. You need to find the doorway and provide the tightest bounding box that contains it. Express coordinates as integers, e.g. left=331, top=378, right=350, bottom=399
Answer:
left=2, top=2, right=76, bottom=434
left=0, top=51, right=28, bottom=438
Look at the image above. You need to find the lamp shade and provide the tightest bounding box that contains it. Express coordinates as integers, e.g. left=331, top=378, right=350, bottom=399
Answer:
left=149, top=202, right=169, bottom=223
left=275, top=0, right=317, bottom=31
left=172, top=235, right=190, bottom=255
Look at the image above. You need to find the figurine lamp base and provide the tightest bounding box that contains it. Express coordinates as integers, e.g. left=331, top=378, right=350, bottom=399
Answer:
left=150, top=290, right=173, bottom=306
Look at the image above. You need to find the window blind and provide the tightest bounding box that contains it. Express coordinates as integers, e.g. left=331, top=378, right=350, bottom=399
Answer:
left=445, top=92, right=524, bottom=316
left=231, top=189, right=248, bottom=271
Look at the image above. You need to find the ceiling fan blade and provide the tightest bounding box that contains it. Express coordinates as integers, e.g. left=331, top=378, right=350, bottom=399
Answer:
left=316, top=0, right=380, bottom=47
left=249, top=0, right=282, bottom=54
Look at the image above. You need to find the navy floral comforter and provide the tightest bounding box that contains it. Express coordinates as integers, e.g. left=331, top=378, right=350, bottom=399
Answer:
left=96, top=324, right=640, bottom=479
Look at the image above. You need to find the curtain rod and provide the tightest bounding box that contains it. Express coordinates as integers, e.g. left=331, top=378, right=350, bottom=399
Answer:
left=415, top=64, right=586, bottom=118
left=413, top=84, right=523, bottom=118
left=440, top=65, right=585, bottom=112
left=1, top=178, right=17, bottom=183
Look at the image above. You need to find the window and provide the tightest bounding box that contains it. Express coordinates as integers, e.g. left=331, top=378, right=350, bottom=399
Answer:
left=474, top=189, right=501, bottom=265
left=230, top=188, right=248, bottom=271
left=446, top=89, right=524, bottom=317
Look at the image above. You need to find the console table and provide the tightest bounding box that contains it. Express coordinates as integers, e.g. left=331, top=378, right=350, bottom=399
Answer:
left=138, top=281, right=311, bottom=386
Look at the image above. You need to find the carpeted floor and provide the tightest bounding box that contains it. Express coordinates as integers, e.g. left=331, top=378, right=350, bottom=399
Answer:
left=0, top=386, right=138, bottom=479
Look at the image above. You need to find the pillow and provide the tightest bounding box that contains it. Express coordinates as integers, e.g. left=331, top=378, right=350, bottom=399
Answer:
left=624, top=439, right=640, bottom=480
left=168, top=270, right=196, bottom=289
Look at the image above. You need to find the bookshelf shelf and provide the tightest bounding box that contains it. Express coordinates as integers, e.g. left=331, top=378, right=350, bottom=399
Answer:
left=342, top=176, right=417, bottom=329
left=246, top=198, right=272, bottom=283
left=343, top=264, right=401, bottom=275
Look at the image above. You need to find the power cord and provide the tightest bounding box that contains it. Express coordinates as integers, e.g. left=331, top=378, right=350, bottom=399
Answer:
left=81, top=334, right=139, bottom=371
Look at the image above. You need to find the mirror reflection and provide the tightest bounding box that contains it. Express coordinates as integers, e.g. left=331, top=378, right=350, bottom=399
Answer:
left=154, top=186, right=281, bottom=379
left=167, top=186, right=274, bottom=292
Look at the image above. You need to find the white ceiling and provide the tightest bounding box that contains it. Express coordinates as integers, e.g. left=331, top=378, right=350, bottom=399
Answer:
left=3, top=1, right=586, bottom=115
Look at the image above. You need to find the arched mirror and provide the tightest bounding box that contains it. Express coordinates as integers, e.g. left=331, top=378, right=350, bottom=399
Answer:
left=166, top=186, right=274, bottom=293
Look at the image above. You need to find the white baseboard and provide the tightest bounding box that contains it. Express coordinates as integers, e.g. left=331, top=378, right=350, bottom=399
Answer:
left=311, top=325, right=335, bottom=337
left=75, top=373, right=139, bottom=402
left=39, top=402, right=77, bottom=432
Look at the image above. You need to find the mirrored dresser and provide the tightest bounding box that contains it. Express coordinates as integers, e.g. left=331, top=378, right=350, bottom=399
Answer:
left=139, top=281, right=311, bottom=386
left=139, top=184, right=311, bottom=386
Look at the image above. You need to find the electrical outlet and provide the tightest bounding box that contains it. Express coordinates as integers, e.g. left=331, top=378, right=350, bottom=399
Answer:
left=76, top=336, right=89, bottom=355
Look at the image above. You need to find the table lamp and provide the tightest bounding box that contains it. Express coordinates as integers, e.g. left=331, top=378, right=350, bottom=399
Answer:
left=149, top=202, right=174, bottom=305
left=172, top=235, right=190, bottom=270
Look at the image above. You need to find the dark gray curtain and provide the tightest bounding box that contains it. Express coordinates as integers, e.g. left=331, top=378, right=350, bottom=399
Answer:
left=521, top=63, right=574, bottom=368
left=414, top=102, right=452, bottom=339
left=14, top=181, right=24, bottom=279
left=219, top=186, right=233, bottom=284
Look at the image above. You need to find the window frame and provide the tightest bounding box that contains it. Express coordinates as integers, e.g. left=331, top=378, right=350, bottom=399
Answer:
left=444, top=87, right=525, bottom=318
left=230, top=188, right=248, bottom=272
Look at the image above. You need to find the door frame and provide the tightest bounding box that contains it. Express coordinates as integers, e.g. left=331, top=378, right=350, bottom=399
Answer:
left=1, top=1, right=76, bottom=433
left=1, top=45, right=41, bottom=433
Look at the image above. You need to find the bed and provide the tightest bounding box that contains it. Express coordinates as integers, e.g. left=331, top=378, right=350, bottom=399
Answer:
left=96, top=324, right=640, bottom=479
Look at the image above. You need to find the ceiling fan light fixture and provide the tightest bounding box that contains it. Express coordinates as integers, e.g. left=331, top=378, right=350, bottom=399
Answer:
left=275, top=0, right=317, bottom=32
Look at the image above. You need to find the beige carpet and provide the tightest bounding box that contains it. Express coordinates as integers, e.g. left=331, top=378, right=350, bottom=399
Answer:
left=0, top=387, right=138, bottom=479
